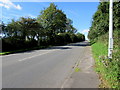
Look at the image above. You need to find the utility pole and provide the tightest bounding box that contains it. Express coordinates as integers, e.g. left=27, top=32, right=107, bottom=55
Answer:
left=108, top=0, right=113, bottom=58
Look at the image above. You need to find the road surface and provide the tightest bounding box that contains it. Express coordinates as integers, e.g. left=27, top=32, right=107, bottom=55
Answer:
left=2, top=41, right=100, bottom=88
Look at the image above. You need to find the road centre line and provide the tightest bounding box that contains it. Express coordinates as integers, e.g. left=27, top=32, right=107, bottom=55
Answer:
left=18, top=50, right=58, bottom=62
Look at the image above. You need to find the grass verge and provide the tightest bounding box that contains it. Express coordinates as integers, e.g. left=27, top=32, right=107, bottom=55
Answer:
left=92, top=40, right=120, bottom=88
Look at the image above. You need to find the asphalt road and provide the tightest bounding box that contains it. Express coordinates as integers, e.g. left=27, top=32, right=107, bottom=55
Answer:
left=2, top=41, right=99, bottom=88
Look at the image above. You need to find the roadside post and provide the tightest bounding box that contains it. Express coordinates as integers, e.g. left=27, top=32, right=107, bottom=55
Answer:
left=108, top=0, right=113, bottom=58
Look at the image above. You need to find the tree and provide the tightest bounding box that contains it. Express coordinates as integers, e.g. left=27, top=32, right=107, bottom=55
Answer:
left=37, top=3, right=67, bottom=39
left=76, top=33, right=85, bottom=41
left=2, top=3, right=84, bottom=52
left=18, top=17, right=45, bottom=46
left=88, top=2, right=120, bottom=41
left=18, top=17, right=36, bottom=41
left=35, top=23, right=44, bottom=46
left=66, top=18, right=77, bottom=33
left=0, top=21, right=6, bottom=38
left=5, top=19, right=21, bottom=38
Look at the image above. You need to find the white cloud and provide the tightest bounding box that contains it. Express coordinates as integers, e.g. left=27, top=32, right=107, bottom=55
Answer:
left=0, top=0, right=22, bottom=10
left=80, top=29, right=89, bottom=40
left=0, top=3, right=10, bottom=9
left=15, top=4, right=22, bottom=10
left=82, top=29, right=89, bottom=33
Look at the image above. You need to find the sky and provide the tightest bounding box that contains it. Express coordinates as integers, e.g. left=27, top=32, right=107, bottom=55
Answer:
left=0, top=0, right=100, bottom=40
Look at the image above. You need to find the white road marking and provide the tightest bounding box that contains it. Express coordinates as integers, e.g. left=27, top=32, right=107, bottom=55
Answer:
left=18, top=50, right=57, bottom=62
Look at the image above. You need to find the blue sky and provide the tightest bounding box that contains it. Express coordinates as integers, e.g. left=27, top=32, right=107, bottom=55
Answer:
left=1, top=1, right=99, bottom=40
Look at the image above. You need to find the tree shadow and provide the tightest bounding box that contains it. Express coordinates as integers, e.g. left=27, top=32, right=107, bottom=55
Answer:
left=45, top=46, right=72, bottom=50
left=2, top=41, right=89, bottom=55
left=67, top=41, right=91, bottom=47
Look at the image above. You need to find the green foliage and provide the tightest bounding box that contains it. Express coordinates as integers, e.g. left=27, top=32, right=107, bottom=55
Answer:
left=1, top=3, right=85, bottom=52
left=76, top=32, right=85, bottom=41
left=18, top=17, right=41, bottom=41
left=37, top=3, right=67, bottom=36
left=4, top=19, right=21, bottom=37
left=88, top=2, right=120, bottom=88
left=75, top=67, right=81, bottom=72
left=69, top=33, right=78, bottom=43
left=92, top=31, right=120, bottom=88
left=58, top=33, right=71, bottom=44
left=88, top=2, right=120, bottom=41
left=66, top=18, right=77, bottom=33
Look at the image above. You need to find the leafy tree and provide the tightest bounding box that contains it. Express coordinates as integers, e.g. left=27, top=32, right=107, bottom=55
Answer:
left=66, top=18, right=77, bottom=33
left=18, top=17, right=36, bottom=41
left=37, top=3, right=67, bottom=39
left=5, top=19, right=21, bottom=38
left=58, top=33, right=71, bottom=44
left=35, top=23, right=44, bottom=46
left=88, top=2, right=120, bottom=41
left=76, top=33, right=85, bottom=41
left=1, top=3, right=85, bottom=52
left=18, top=17, right=45, bottom=46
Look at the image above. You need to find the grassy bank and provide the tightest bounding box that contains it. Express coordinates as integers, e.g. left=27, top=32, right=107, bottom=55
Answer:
left=91, top=31, right=120, bottom=88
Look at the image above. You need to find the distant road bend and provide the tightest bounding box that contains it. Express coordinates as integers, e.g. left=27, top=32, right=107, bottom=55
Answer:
left=2, top=41, right=100, bottom=88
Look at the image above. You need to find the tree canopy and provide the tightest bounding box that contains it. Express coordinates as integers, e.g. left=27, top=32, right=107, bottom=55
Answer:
left=88, top=2, right=120, bottom=41
left=1, top=3, right=85, bottom=52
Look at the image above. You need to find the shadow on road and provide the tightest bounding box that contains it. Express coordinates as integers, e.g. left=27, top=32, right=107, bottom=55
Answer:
left=46, top=46, right=72, bottom=50
left=2, top=41, right=90, bottom=55
left=67, top=41, right=90, bottom=47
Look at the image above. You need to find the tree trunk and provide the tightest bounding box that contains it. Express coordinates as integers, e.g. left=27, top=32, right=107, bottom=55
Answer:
left=37, top=35, right=41, bottom=46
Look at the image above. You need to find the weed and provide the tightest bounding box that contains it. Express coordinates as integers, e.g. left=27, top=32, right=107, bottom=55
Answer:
left=75, top=67, right=81, bottom=72
left=92, top=31, right=120, bottom=89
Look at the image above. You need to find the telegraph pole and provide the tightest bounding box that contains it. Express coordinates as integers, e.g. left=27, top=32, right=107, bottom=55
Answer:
left=108, top=0, right=113, bottom=58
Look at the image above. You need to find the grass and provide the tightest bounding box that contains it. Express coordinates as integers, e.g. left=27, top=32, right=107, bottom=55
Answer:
left=91, top=31, right=120, bottom=88
left=92, top=42, right=108, bottom=58
left=92, top=41, right=110, bottom=88
left=0, top=52, right=10, bottom=55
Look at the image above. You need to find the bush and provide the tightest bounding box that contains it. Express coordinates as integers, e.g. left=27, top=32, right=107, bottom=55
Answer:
left=54, top=35, right=65, bottom=45
left=2, top=37, right=38, bottom=52
left=76, top=33, right=85, bottom=42
left=58, top=33, right=72, bottom=44
left=2, top=33, right=85, bottom=52
left=69, top=34, right=78, bottom=43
